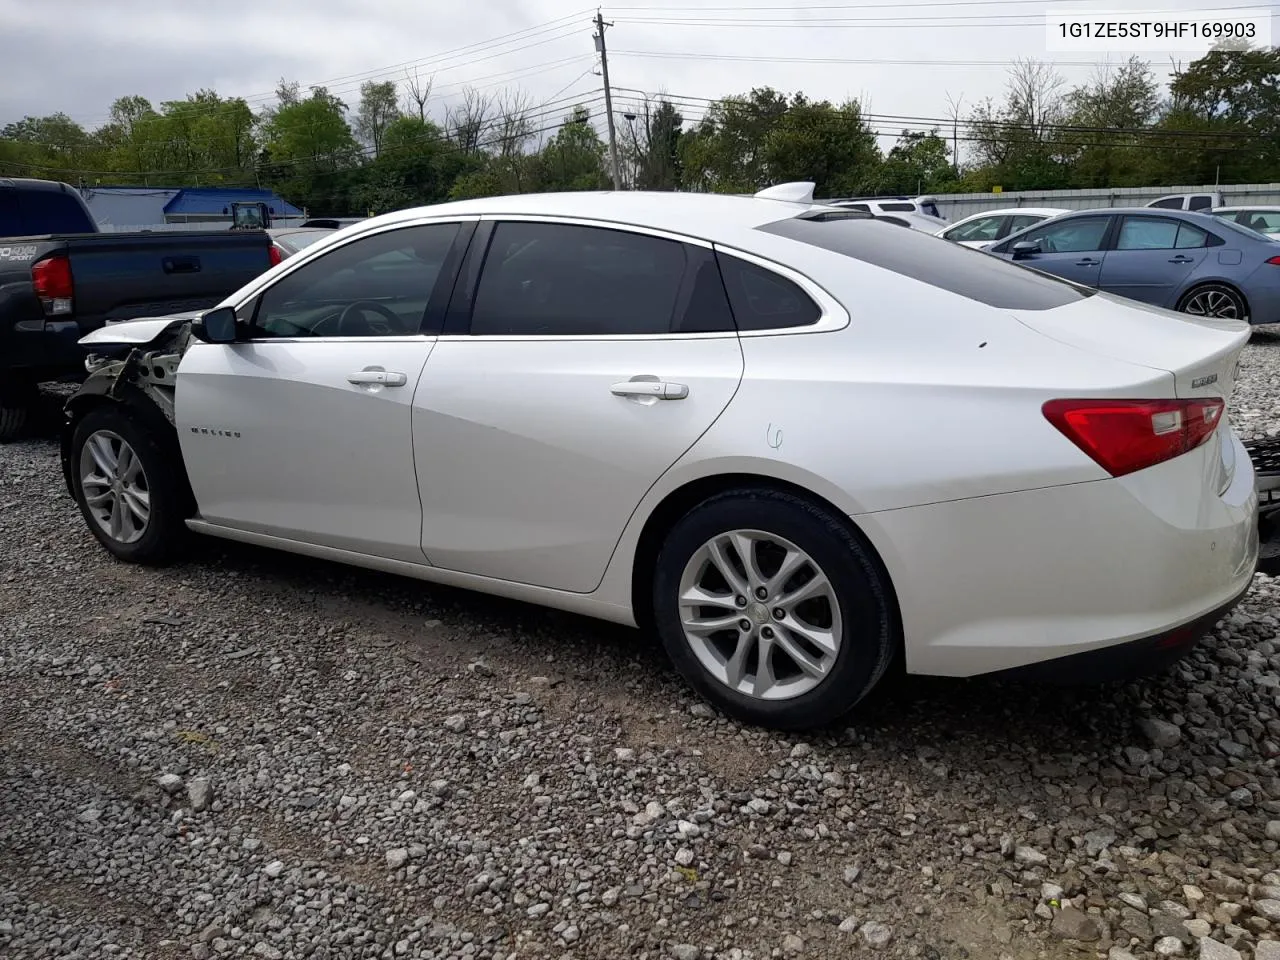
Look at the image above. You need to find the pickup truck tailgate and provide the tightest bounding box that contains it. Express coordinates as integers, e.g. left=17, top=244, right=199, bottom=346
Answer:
left=63, top=231, right=272, bottom=328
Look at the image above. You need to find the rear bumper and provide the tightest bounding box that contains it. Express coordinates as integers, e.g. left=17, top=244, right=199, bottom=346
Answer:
left=989, top=577, right=1252, bottom=683
left=3, top=319, right=90, bottom=383
left=855, top=431, right=1259, bottom=678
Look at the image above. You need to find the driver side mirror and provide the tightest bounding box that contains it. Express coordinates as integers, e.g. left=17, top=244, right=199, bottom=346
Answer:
left=192, top=306, right=238, bottom=344
left=1011, top=240, right=1041, bottom=259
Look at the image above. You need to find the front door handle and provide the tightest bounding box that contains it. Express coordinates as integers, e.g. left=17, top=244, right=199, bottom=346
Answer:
left=611, top=379, right=689, bottom=400
left=348, top=369, right=407, bottom=387
left=1168, top=255, right=1195, bottom=264
left=1074, top=258, right=1101, bottom=266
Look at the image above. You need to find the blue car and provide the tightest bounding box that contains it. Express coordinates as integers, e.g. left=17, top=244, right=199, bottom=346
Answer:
left=984, top=208, right=1280, bottom=324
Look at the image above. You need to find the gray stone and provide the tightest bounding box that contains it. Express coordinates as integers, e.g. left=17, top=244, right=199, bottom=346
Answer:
left=156, top=774, right=183, bottom=794
left=443, top=714, right=467, bottom=733
left=1139, top=718, right=1183, bottom=748
left=1154, top=937, right=1186, bottom=957
left=1195, top=938, right=1241, bottom=960
left=386, top=848, right=408, bottom=870
left=1015, top=846, right=1048, bottom=867
left=859, top=922, right=893, bottom=948
left=1256, top=900, right=1280, bottom=923
left=1052, top=906, right=1102, bottom=942
left=1253, top=942, right=1280, bottom=960
left=782, top=934, right=804, bottom=954
left=187, top=778, right=212, bottom=813
left=672, top=946, right=700, bottom=960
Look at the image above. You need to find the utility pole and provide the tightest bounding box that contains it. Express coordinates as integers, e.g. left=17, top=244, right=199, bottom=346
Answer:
left=594, top=10, right=624, bottom=191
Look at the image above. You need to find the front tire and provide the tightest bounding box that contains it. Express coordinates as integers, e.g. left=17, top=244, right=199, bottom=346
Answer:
left=70, top=405, right=188, bottom=565
left=652, top=488, right=896, bottom=730
left=1176, top=282, right=1248, bottom=321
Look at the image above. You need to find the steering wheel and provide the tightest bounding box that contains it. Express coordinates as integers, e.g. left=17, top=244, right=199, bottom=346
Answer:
left=337, top=300, right=410, bottom=336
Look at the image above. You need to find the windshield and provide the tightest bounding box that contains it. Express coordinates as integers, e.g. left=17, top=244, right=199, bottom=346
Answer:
left=758, top=214, right=1095, bottom=310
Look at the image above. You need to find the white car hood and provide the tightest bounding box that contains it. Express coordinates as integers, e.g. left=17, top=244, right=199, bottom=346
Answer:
left=80, top=314, right=195, bottom=349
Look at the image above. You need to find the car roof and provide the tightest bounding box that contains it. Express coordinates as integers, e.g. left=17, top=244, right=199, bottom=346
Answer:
left=1214, top=205, right=1280, bottom=212
left=342, top=191, right=844, bottom=239
left=954, top=207, right=1068, bottom=219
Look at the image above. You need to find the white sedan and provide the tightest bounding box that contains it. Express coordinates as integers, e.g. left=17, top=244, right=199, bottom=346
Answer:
left=937, top=206, right=1071, bottom=248
left=62, top=184, right=1259, bottom=730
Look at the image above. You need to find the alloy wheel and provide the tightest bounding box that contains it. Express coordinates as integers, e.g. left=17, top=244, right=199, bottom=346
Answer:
left=677, top=529, right=843, bottom=701
left=79, top=429, right=151, bottom=544
left=1183, top=287, right=1243, bottom=320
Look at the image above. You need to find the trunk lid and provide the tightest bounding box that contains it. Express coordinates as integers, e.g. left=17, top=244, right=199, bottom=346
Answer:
left=1010, top=290, right=1249, bottom=403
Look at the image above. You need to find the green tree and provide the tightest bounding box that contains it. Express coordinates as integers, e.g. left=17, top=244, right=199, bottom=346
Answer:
left=355, top=80, right=401, bottom=158
left=877, top=131, right=953, bottom=194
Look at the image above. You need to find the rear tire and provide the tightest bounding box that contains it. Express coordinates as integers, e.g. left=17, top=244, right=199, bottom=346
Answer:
left=1176, top=282, right=1248, bottom=322
left=652, top=488, right=896, bottom=730
left=0, top=381, right=37, bottom=444
left=69, top=404, right=188, bottom=565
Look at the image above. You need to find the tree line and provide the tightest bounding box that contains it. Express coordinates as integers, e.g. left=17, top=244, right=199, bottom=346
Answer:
left=0, top=45, right=1276, bottom=218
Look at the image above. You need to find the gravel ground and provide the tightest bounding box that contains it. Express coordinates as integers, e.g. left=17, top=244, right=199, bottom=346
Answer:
left=5, top=338, right=1280, bottom=960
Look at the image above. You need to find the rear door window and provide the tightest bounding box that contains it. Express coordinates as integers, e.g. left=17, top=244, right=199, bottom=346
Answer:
left=1188, top=195, right=1214, bottom=211
left=1149, top=197, right=1184, bottom=210
left=758, top=215, right=1094, bottom=310
left=1116, top=217, right=1179, bottom=250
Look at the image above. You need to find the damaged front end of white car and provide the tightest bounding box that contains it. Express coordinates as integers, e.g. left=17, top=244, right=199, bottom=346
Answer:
left=58, top=313, right=201, bottom=497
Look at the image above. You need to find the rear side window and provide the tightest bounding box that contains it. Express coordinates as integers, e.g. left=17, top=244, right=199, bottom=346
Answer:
left=20, top=189, right=95, bottom=234
left=1007, top=214, right=1048, bottom=232
left=757, top=215, right=1094, bottom=310
left=471, top=221, right=690, bottom=336
left=715, top=251, right=821, bottom=330
left=945, top=215, right=1003, bottom=243
left=0, top=190, right=20, bottom=235
left=1188, top=195, right=1214, bottom=211
left=920, top=201, right=942, bottom=218
left=880, top=202, right=915, bottom=212
left=1149, top=197, right=1184, bottom=210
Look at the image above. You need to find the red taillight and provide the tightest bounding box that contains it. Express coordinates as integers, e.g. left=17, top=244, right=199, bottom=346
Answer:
left=268, top=244, right=284, bottom=266
left=1266, top=255, right=1280, bottom=265
left=1043, top=397, right=1225, bottom=477
left=31, top=254, right=74, bottom=316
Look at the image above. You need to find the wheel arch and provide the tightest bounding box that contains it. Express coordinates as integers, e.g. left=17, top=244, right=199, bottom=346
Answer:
left=1176, top=278, right=1251, bottom=318
left=627, top=471, right=903, bottom=653
left=62, top=388, right=196, bottom=514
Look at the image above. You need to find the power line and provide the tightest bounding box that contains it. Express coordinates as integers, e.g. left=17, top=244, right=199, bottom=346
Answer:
left=55, top=13, right=597, bottom=129
left=612, top=49, right=1153, bottom=68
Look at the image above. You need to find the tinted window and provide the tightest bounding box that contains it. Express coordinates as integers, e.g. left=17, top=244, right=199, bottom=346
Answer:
left=757, top=215, right=1094, bottom=311
left=1007, top=214, right=1048, bottom=232
left=1019, top=216, right=1110, bottom=253
left=844, top=204, right=870, bottom=213
left=716, top=252, right=821, bottom=330
left=880, top=202, right=915, bottom=212
left=1117, top=217, right=1179, bottom=250
left=920, top=201, right=942, bottom=218
left=1188, top=195, right=1213, bottom=211
left=1175, top=223, right=1209, bottom=248
left=20, top=189, right=95, bottom=234
left=945, top=215, right=1003, bottom=243
left=1149, top=197, right=1184, bottom=210
left=252, top=223, right=458, bottom=338
left=673, top=247, right=736, bottom=334
left=471, top=222, right=688, bottom=336
left=0, top=190, right=20, bottom=235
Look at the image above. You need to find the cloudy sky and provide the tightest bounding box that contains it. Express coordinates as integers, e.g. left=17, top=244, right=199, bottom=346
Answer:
left=0, top=0, right=1271, bottom=148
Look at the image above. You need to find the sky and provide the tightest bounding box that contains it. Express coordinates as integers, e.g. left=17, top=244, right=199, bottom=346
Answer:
left=0, top=0, right=1273, bottom=151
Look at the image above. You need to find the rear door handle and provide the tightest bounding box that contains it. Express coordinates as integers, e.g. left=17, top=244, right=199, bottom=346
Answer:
left=1074, top=258, right=1101, bottom=266
left=1168, top=255, right=1195, bottom=264
left=611, top=380, right=689, bottom=400
left=348, top=370, right=407, bottom=387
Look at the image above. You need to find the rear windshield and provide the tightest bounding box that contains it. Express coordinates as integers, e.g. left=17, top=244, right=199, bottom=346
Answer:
left=758, top=215, right=1095, bottom=310
left=0, top=187, right=95, bottom=235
